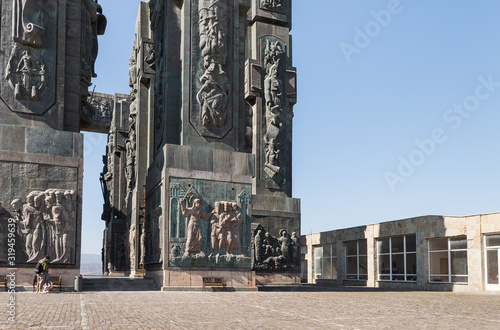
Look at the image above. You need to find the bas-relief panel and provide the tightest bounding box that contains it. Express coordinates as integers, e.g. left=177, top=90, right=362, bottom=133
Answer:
left=2, top=189, right=77, bottom=265
left=190, top=0, right=233, bottom=139
left=0, top=0, right=58, bottom=115
left=260, top=36, right=288, bottom=189
left=168, top=178, right=252, bottom=268
left=252, top=222, right=300, bottom=271
left=260, top=0, right=286, bottom=13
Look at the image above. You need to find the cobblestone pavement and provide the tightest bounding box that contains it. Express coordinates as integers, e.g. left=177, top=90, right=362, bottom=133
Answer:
left=1, top=289, right=500, bottom=329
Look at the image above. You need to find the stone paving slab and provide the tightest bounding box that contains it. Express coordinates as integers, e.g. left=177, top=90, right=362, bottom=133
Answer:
left=1, top=290, right=500, bottom=329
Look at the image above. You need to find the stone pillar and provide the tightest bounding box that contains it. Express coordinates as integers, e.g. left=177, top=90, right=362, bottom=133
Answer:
left=246, top=0, right=301, bottom=285
left=0, top=0, right=106, bottom=286
left=467, top=215, right=483, bottom=292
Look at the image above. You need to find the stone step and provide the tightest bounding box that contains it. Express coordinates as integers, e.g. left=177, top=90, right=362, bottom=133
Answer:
left=82, top=276, right=160, bottom=291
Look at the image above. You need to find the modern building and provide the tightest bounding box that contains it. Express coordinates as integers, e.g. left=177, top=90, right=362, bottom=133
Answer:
left=301, top=213, right=500, bottom=292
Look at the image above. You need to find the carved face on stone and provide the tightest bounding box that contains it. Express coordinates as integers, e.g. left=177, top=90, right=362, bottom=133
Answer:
left=45, top=196, right=54, bottom=209
left=232, top=203, right=238, bottom=211
left=27, top=193, right=35, bottom=207
left=11, top=199, right=22, bottom=212
left=34, top=195, right=44, bottom=209
left=193, top=199, right=201, bottom=209
left=55, top=191, right=64, bottom=204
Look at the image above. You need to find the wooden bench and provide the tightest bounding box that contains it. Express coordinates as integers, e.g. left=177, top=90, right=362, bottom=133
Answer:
left=202, top=277, right=226, bottom=291
left=32, top=274, right=62, bottom=292
left=0, top=275, right=7, bottom=292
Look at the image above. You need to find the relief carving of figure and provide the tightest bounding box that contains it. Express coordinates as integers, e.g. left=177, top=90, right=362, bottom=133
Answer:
left=209, top=202, right=222, bottom=257
left=263, top=40, right=286, bottom=177
left=216, top=202, right=231, bottom=255
left=197, top=0, right=230, bottom=129
left=128, top=224, right=136, bottom=269
left=253, top=225, right=297, bottom=270
left=10, top=189, right=77, bottom=264
left=260, top=0, right=285, bottom=11
left=5, top=46, right=47, bottom=101
left=125, top=139, right=135, bottom=198
left=91, top=3, right=107, bottom=77
left=227, top=203, right=243, bottom=255
left=180, top=191, right=212, bottom=257
left=196, top=64, right=230, bottom=128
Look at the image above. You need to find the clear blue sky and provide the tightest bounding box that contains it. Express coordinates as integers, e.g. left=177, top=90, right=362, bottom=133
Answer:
left=82, top=0, right=500, bottom=254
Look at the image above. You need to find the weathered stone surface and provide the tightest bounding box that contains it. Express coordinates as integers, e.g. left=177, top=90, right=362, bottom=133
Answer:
left=1, top=125, right=25, bottom=152
left=0, top=0, right=59, bottom=115
left=26, top=128, right=75, bottom=157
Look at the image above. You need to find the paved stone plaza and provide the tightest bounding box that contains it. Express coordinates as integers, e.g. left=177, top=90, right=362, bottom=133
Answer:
left=1, top=289, right=500, bottom=329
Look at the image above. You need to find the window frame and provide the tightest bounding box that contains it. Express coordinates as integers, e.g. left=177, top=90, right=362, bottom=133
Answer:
left=345, top=239, right=367, bottom=280
left=313, top=243, right=337, bottom=280
left=428, top=236, right=468, bottom=284
left=377, top=235, right=417, bottom=282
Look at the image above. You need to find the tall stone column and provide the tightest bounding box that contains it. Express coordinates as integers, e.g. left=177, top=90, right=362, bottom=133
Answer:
left=0, top=0, right=106, bottom=286
left=245, top=0, right=301, bottom=285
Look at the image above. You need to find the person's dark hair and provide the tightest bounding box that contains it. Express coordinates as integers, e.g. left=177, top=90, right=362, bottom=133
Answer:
left=45, top=255, right=50, bottom=260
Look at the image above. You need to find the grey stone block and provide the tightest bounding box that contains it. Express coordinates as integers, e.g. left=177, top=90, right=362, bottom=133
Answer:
left=1, top=125, right=25, bottom=152
left=26, top=128, right=74, bottom=157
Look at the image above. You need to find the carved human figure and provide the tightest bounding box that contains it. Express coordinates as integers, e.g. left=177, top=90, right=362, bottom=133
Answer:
left=227, top=203, right=243, bottom=255
left=43, top=195, right=56, bottom=257
left=277, top=229, right=292, bottom=265
left=254, top=229, right=265, bottom=263
left=28, top=193, right=46, bottom=262
left=199, top=0, right=227, bottom=70
left=217, top=202, right=232, bottom=255
left=129, top=224, right=136, bottom=269
left=196, top=64, right=230, bottom=128
left=180, top=197, right=212, bottom=256
left=128, top=50, right=137, bottom=99
left=8, top=49, right=46, bottom=101
left=265, top=138, right=280, bottom=168
left=125, top=139, right=135, bottom=196
left=197, top=0, right=230, bottom=129
left=91, top=2, right=107, bottom=77
left=264, top=62, right=282, bottom=122
left=11, top=199, right=27, bottom=258
left=261, top=0, right=284, bottom=9
left=209, top=202, right=222, bottom=256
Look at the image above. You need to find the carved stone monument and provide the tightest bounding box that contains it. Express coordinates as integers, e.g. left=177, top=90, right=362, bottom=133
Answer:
left=0, top=0, right=110, bottom=286
left=101, top=0, right=300, bottom=288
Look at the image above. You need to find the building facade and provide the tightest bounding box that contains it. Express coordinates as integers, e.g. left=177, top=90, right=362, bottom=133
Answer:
left=302, top=213, right=500, bottom=292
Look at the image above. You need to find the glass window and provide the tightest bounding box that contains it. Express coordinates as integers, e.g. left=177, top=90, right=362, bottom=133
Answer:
left=377, top=235, right=417, bottom=282
left=314, top=244, right=337, bottom=280
left=406, top=235, right=416, bottom=252
left=450, top=237, right=467, bottom=250
left=345, top=239, right=367, bottom=280
left=346, top=241, right=358, bottom=256
left=429, top=236, right=467, bottom=283
left=378, top=238, right=389, bottom=254
left=486, top=235, right=500, bottom=248
left=429, top=238, right=448, bottom=251
left=391, top=236, right=404, bottom=253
